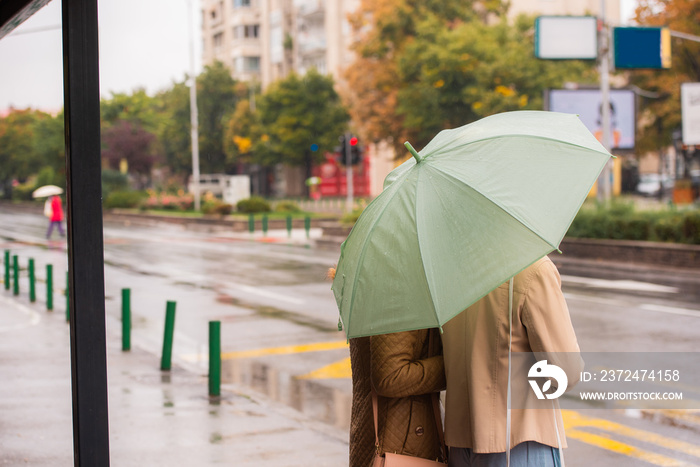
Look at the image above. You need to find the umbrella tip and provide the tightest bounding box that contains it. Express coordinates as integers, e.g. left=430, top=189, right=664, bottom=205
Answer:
left=404, top=141, right=422, bottom=163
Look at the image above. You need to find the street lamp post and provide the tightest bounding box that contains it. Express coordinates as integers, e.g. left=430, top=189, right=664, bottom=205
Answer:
left=597, top=0, right=613, bottom=203
left=187, top=0, right=201, bottom=211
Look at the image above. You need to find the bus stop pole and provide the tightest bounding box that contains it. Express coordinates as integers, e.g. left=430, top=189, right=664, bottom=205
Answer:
left=63, top=0, right=110, bottom=464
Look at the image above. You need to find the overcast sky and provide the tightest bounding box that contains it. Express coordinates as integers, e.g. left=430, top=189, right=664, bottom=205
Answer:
left=0, top=0, right=636, bottom=112
left=0, top=0, right=202, bottom=112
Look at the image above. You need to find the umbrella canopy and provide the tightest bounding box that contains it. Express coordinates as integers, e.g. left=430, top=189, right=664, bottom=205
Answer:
left=32, top=185, right=64, bottom=198
left=332, top=111, right=612, bottom=339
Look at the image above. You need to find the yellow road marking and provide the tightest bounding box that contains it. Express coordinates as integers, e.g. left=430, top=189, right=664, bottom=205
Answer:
left=566, top=429, right=697, bottom=466
left=221, top=340, right=348, bottom=360
left=563, top=410, right=700, bottom=460
left=298, top=357, right=352, bottom=379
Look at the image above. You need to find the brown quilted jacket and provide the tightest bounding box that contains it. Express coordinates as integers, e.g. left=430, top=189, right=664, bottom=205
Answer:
left=349, top=329, right=446, bottom=467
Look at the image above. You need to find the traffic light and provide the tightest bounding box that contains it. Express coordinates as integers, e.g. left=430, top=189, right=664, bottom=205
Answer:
left=349, top=137, right=362, bottom=165
left=338, top=134, right=348, bottom=163
left=338, top=134, right=362, bottom=165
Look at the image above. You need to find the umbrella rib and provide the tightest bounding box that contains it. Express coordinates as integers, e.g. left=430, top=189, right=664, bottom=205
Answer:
left=413, top=168, right=441, bottom=330
left=428, top=165, right=562, bottom=253
left=344, top=179, right=407, bottom=332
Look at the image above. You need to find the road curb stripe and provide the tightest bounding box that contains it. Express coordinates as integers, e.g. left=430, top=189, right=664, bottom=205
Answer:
left=566, top=428, right=697, bottom=466
left=563, top=410, right=700, bottom=459
left=221, top=341, right=349, bottom=360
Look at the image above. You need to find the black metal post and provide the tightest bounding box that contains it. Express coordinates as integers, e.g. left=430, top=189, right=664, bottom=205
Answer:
left=62, top=0, right=110, bottom=465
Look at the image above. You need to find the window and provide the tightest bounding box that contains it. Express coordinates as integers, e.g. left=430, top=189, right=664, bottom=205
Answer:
left=233, top=0, right=251, bottom=8
left=235, top=56, right=260, bottom=73
left=233, top=24, right=259, bottom=39
left=213, top=33, right=224, bottom=52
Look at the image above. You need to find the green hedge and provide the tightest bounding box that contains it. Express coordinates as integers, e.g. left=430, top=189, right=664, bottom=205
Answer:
left=567, top=202, right=700, bottom=245
left=236, top=196, right=271, bottom=213
left=103, top=191, right=147, bottom=209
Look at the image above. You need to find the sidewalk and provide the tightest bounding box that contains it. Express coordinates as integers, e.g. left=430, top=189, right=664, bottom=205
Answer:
left=0, top=291, right=349, bottom=466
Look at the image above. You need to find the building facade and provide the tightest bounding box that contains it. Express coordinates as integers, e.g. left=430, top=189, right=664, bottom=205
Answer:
left=201, top=0, right=359, bottom=88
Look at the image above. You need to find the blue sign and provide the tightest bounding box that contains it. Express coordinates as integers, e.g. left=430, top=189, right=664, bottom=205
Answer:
left=310, top=143, right=319, bottom=152
left=613, top=27, right=671, bottom=69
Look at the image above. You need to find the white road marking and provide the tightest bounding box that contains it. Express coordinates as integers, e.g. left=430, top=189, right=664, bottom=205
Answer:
left=0, top=294, right=41, bottom=331
left=232, top=283, right=305, bottom=305
left=640, top=303, right=700, bottom=318
left=561, top=275, right=679, bottom=293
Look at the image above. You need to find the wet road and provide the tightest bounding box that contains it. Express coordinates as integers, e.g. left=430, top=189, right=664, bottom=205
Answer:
left=1, top=207, right=699, bottom=466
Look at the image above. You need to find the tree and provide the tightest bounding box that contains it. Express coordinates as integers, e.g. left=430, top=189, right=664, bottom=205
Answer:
left=0, top=109, right=44, bottom=198
left=100, top=89, right=162, bottom=133
left=156, top=62, right=242, bottom=182
left=397, top=14, right=596, bottom=148
left=223, top=99, right=265, bottom=166
left=33, top=111, right=65, bottom=187
left=344, top=1, right=596, bottom=155
left=197, top=61, right=241, bottom=174
left=156, top=81, right=192, bottom=180
left=258, top=69, right=349, bottom=185
left=102, top=120, right=160, bottom=188
left=343, top=0, right=491, bottom=154
left=629, top=0, right=700, bottom=154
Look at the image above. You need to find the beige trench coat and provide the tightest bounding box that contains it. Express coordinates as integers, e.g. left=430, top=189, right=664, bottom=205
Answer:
left=441, top=256, right=583, bottom=452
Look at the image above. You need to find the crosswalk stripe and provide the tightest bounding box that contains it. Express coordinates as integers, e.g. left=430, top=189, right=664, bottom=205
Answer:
left=221, top=340, right=348, bottom=360
left=566, top=428, right=698, bottom=466
left=563, top=410, right=700, bottom=460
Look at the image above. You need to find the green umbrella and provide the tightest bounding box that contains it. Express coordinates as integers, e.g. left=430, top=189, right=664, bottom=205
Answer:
left=332, top=111, right=611, bottom=339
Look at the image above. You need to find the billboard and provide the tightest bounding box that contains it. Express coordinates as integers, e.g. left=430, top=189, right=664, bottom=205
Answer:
left=546, top=89, right=636, bottom=150
left=534, top=16, right=598, bottom=60
left=681, top=82, right=700, bottom=145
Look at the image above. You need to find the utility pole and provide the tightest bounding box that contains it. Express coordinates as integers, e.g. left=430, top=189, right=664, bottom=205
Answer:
left=597, top=0, right=612, bottom=203
left=187, top=0, right=201, bottom=211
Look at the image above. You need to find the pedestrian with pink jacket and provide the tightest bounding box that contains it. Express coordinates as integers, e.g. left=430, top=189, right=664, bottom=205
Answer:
left=46, top=195, right=65, bottom=239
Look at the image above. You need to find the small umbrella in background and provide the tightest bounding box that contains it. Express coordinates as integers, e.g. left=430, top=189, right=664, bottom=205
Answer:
left=332, top=111, right=612, bottom=339
left=32, top=185, right=64, bottom=198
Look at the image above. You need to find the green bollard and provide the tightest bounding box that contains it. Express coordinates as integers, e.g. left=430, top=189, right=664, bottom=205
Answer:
left=304, top=216, right=311, bottom=239
left=286, top=215, right=292, bottom=238
left=262, top=214, right=268, bottom=237
left=65, top=271, right=70, bottom=322
left=28, top=259, right=36, bottom=303
left=122, top=288, right=131, bottom=351
left=208, top=321, right=221, bottom=397
left=12, top=255, right=19, bottom=296
left=160, top=301, right=177, bottom=370
left=3, top=250, right=9, bottom=290
left=248, top=214, right=254, bottom=234
left=46, top=265, right=53, bottom=311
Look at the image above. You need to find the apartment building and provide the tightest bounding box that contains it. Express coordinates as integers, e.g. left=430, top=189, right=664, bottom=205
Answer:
left=201, top=0, right=359, bottom=87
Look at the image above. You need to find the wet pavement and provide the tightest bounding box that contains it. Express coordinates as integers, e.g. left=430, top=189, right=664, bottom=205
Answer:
left=0, top=291, right=348, bottom=466
left=2, top=205, right=700, bottom=466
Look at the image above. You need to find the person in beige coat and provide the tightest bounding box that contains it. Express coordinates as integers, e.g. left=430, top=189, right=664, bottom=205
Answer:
left=441, top=256, right=583, bottom=466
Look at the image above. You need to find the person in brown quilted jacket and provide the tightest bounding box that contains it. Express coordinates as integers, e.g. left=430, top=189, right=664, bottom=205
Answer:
left=348, top=329, right=446, bottom=467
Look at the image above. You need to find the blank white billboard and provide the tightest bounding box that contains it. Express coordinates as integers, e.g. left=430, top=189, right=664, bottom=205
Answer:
left=681, top=82, right=700, bottom=145
left=535, top=16, right=598, bottom=60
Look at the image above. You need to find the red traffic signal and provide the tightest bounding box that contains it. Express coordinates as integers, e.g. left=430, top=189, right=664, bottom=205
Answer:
left=349, top=136, right=358, bottom=146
